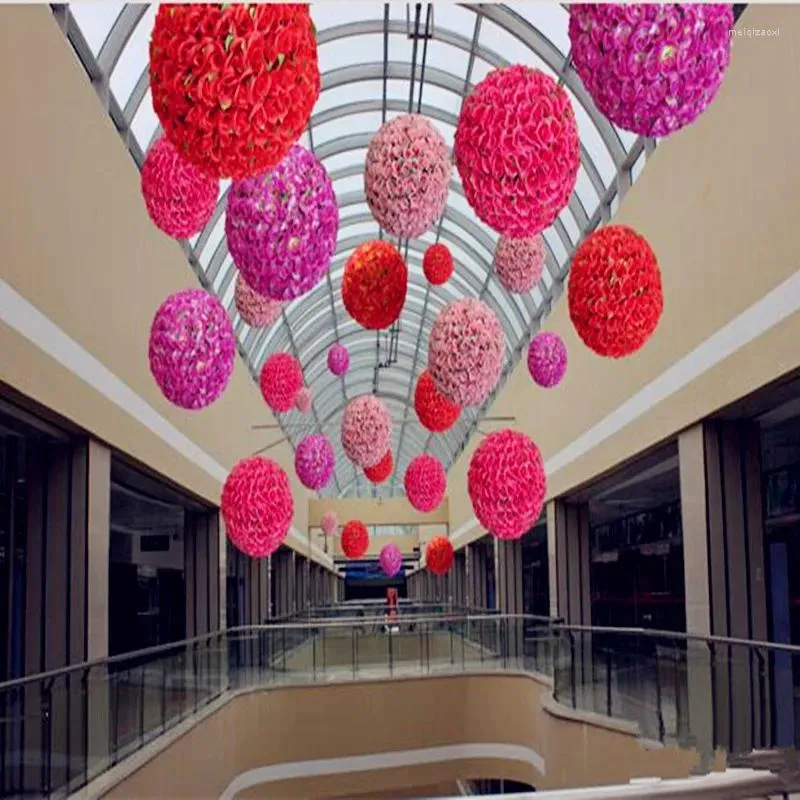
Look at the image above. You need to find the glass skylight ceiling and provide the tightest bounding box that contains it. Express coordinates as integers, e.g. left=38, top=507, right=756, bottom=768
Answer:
left=56, top=3, right=656, bottom=499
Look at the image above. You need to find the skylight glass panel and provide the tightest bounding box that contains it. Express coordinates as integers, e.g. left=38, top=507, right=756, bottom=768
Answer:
left=631, top=149, right=647, bottom=183
left=109, top=5, right=155, bottom=106
left=506, top=2, right=571, bottom=55
left=566, top=88, right=618, bottom=183
left=423, top=39, right=471, bottom=81
left=70, top=2, right=124, bottom=56
left=319, top=33, right=384, bottom=74
left=574, top=165, right=600, bottom=218
left=479, top=19, right=555, bottom=79
left=543, top=228, right=569, bottom=267
left=130, top=89, right=159, bottom=151
left=314, top=111, right=383, bottom=147
left=559, top=208, right=581, bottom=245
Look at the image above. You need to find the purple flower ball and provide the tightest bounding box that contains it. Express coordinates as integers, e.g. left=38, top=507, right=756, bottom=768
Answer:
left=294, top=434, right=335, bottom=491
left=527, top=332, right=567, bottom=388
left=226, top=145, right=339, bottom=302
left=327, top=343, right=350, bottom=376
left=148, top=289, right=235, bottom=410
left=379, top=543, right=404, bottom=578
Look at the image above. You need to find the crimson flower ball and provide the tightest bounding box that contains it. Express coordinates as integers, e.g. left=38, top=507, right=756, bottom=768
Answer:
left=149, top=4, right=319, bottom=179
left=235, top=273, right=283, bottom=328
left=148, top=289, right=235, bottom=410
left=428, top=299, right=505, bottom=408
left=423, top=243, right=454, bottom=286
left=404, top=454, right=447, bottom=513
left=327, top=343, right=350, bottom=376
left=221, top=457, right=294, bottom=558
left=495, top=235, right=546, bottom=294
left=527, top=332, right=568, bottom=388
left=341, top=395, right=392, bottom=468
left=141, top=137, right=219, bottom=239
left=426, top=536, right=454, bottom=576
left=454, top=65, right=580, bottom=238
left=321, top=510, right=339, bottom=537
left=414, top=370, right=461, bottom=433
left=468, top=429, right=546, bottom=540
left=294, top=433, right=335, bottom=491
left=343, top=241, right=408, bottom=330
left=364, top=450, right=393, bottom=484
left=365, top=114, right=451, bottom=238
left=379, top=543, right=404, bottom=578
left=259, top=353, right=304, bottom=413
left=568, top=225, right=663, bottom=358
left=341, top=520, right=370, bottom=559
left=569, top=4, right=733, bottom=138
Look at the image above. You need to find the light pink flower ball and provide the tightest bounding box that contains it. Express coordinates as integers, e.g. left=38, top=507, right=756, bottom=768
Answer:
left=321, top=510, right=339, bottom=537
left=235, top=272, right=283, bottom=328
left=365, top=114, right=452, bottom=238
left=295, top=387, right=312, bottom=414
left=404, top=454, right=447, bottom=513
left=495, top=235, right=546, bottom=293
left=341, top=395, right=392, bottom=468
left=428, top=298, right=505, bottom=408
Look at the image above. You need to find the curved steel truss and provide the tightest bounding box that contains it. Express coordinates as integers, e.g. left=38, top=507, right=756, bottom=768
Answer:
left=55, top=2, right=656, bottom=498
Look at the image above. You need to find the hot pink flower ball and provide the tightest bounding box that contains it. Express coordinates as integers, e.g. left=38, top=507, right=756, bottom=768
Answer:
left=141, top=136, right=219, bottom=239
left=341, top=395, right=392, bottom=468
left=235, top=272, right=283, bottom=328
left=468, top=429, right=546, bottom=540
left=221, top=457, right=294, bottom=558
left=454, top=65, right=580, bottom=238
left=379, top=543, right=404, bottom=578
left=259, top=353, right=304, bottom=413
left=495, top=235, right=546, bottom=294
left=404, top=454, right=447, bottom=513
left=365, top=114, right=452, bottom=238
left=428, top=299, right=505, bottom=408
left=148, top=289, right=235, bottom=410
left=321, top=510, right=339, bottom=537
left=528, top=332, right=568, bottom=388
left=294, top=433, right=335, bottom=491
left=569, top=4, right=733, bottom=138
left=295, top=387, right=312, bottom=414
left=327, top=343, right=350, bottom=376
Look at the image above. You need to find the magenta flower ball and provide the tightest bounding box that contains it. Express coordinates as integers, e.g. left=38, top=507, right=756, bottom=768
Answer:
left=365, top=114, right=452, bottom=238
left=569, top=4, right=734, bottom=138
left=379, top=543, right=404, bottom=578
left=226, top=145, right=339, bottom=301
left=148, top=289, right=235, bottom=410
left=234, top=272, right=283, bottom=328
left=428, top=299, right=505, bottom=408
left=341, top=395, right=392, bottom=468
left=294, top=433, right=335, bottom=491
left=527, top=332, right=567, bottom=388
left=495, top=235, right=546, bottom=294
left=327, top=343, right=350, bottom=376
left=321, top=510, right=339, bottom=537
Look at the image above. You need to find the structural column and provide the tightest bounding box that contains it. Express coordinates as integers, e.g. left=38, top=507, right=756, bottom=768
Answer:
left=497, top=538, right=523, bottom=657
left=546, top=499, right=591, bottom=625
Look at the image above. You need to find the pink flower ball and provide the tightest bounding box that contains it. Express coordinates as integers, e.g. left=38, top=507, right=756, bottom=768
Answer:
left=148, top=289, right=235, bottom=410
left=341, top=395, right=392, bottom=468
left=141, top=137, right=219, bottom=239
left=495, top=235, right=546, bottom=294
left=428, top=299, right=505, bottom=408
left=259, top=353, right=304, bottom=413
left=379, top=543, right=404, bottom=578
left=569, top=4, right=733, bottom=138
left=404, top=454, right=447, bottom=513
left=226, top=145, right=339, bottom=301
left=235, top=272, right=283, bottom=328
left=454, top=66, right=580, bottom=238
left=528, top=332, right=567, bottom=388
left=221, top=457, right=294, bottom=558
left=321, top=510, right=339, bottom=537
left=294, top=433, right=335, bottom=491
left=295, top=387, right=312, bottom=414
left=468, top=429, right=546, bottom=540
left=365, top=114, right=452, bottom=238
left=327, top=343, right=350, bottom=376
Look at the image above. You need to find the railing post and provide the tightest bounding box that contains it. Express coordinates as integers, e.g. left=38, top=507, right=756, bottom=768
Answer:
left=569, top=631, right=577, bottom=709
left=654, top=644, right=665, bottom=742
left=40, top=679, right=53, bottom=797
left=606, top=645, right=613, bottom=716
left=389, top=625, right=394, bottom=676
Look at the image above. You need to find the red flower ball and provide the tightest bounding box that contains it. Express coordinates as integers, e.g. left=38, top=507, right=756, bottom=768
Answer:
left=259, top=353, right=304, bottom=413
left=342, top=240, right=408, bottom=330
left=364, top=450, right=393, bottom=484
left=426, top=536, right=454, bottom=576
left=149, top=4, right=320, bottom=180
left=568, top=225, right=663, bottom=358
left=141, top=137, right=219, bottom=239
left=468, top=429, right=546, bottom=540
left=454, top=65, right=580, bottom=238
left=414, top=371, right=460, bottom=433
left=404, top=454, right=447, bottom=513
left=221, top=457, right=294, bottom=558
left=341, top=520, right=370, bottom=559
left=422, top=243, right=454, bottom=286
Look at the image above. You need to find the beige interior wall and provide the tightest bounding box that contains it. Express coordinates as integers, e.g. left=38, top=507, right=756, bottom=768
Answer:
left=448, top=4, right=800, bottom=542
left=308, top=497, right=449, bottom=528
left=0, top=7, right=324, bottom=559
left=332, top=532, right=419, bottom=559
left=105, top=674, right=706, bottom=799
